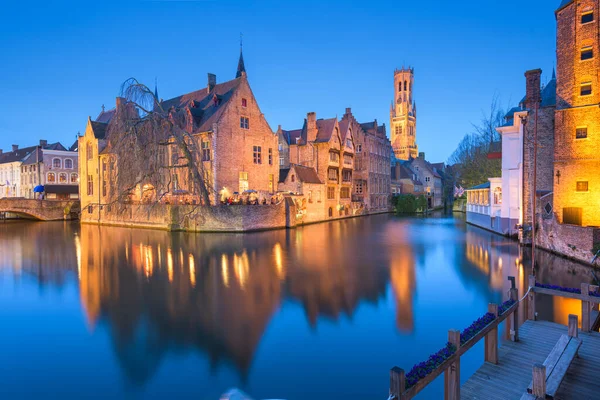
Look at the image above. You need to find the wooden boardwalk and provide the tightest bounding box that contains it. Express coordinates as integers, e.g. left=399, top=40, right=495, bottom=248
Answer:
left=462, top=320, right=600, bottom=399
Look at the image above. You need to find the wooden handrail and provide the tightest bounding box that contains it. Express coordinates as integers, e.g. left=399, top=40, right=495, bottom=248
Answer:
left=391, top=292, right=520, bottom=399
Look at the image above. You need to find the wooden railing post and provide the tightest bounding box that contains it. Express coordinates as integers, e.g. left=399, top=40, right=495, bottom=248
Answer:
left=528, top=275, right=536, bottom=321
left=389, top=367, right=405, bottom=400
left=444, top=330, right=461, bottom=400
left=532, top=363, right=546, bottom=398
left=568, top=314, right=578, bottom=338
left=485, top=303, right=498, bottom=364
left=510, top=287, right=519, bottom=342
left=582, top=283, right=591, bottom=332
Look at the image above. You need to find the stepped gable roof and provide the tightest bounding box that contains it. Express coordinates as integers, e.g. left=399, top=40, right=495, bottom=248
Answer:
left=279, top=168, right=290, bottom=183
left=291, top=164, right=322, bottom=184
left=315, top=118, right=337, bottom=143
left=360, top=121, right=375, bottom=132
left=0, top=145, right=38, bottom=165
left=96, top=108, right=116, bottom=123
left=377, top=125, right=386, bottom=136
left=159, top=77, right=242, bottom=133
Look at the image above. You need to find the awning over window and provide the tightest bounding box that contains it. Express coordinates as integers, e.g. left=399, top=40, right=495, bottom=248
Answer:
left=44, top=184, right=79, bottom=194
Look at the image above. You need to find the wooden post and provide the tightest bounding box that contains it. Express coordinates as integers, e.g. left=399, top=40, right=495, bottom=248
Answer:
left=510, top=287, right=519, bottom=342
left=444, top=330, right=461, bottom=400
left=389, top=367, right=405, bottom=400
left=582, top=283, right=591, bottom=332
left=528, top=275, right=536, bottom=321
left=568, top=314, right=578, bottom=338
left=485, top=303, right=499, bottom=364
left=532, top=363, right=546, bottom=398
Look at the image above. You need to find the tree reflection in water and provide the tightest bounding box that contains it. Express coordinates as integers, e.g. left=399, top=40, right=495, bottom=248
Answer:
left=0, top=215, right=595, bottom=398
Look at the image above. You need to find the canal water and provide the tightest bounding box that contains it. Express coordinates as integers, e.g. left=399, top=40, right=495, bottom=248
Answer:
left=0, top=214, right=594, bottom=399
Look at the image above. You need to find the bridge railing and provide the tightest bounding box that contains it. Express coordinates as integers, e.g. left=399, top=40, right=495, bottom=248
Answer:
left=389, top=277, right=522, bottom=400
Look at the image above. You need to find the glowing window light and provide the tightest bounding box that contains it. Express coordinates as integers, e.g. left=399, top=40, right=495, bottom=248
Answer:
left=221, top=254, right=229, bottom=287
left=167, top=248, right=174, bottom=282
left=273, top=243, right=284, bottom=279
left=189, top=254, right=196, bottom=287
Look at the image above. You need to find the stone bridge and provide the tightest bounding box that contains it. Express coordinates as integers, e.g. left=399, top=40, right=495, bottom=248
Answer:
left=0, top=198, right=80, bottom=221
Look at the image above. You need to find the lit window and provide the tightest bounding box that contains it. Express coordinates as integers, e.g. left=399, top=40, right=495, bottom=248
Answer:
left=64, top=159, right=73, bottom=169
left=239, top=172, right=248, bottom=192
left=327, top=186, right=335, bottom=200
left=582, top=11, right=594, bottom=24
left=240, top=117, right=249, bottom=129
left=576, top=127, right=588, bottom=139
left=53, top=158, right=61, bottom=168
left=47, top=172, right=56, bottom=183
left=328, top=168, right=338, bottom=182
left=581, top=82, right=592, bottom=96
left=581, top=47, right=593, bottom=60
left=71, top=173, right=78, bottom=183
left=59, top=173, right=67, bottom=183
left=253, top=146, right=262, bottom=164
left=576, top=181, right=589, bottom=192
left=242, top=98, right=247, bottom=107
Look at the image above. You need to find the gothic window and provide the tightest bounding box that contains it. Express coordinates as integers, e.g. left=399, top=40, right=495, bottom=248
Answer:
left=404, top=81, right=407, bottom=91
left=86, top=143, right=93, bottom=161
left=87, top=174, right=93, bottom=195
left=64, top=159, right=73, bottom=169
left=398, top=82, right=402, bottom=91
left=582, top=11, right=594, bottom=24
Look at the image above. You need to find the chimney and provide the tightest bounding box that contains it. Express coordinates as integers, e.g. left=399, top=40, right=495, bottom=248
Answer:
left=0, top=149, right=3, bottom=155
left=116, top=96, right=125, bottom=111
left=345, top=107, right=352, bottom=116
left=12, top=144, right=18, bottom=152
left=207, top=73, right=216, bottom=93
left=39, top=139, right=47, bottom=147
left=306, top=112, right=317, bottom=142
left=524, top=69, right=542, bottom=109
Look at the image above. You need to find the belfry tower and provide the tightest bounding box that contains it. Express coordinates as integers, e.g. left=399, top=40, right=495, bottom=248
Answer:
left=390, top=67, right=418, bottom=160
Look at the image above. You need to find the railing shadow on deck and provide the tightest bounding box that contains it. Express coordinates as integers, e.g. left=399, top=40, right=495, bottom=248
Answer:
left=388, top=275, right=600, bottom=400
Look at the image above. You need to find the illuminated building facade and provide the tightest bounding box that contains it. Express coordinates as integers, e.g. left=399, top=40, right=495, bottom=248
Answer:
left=390, top=67, right=418, bottom=161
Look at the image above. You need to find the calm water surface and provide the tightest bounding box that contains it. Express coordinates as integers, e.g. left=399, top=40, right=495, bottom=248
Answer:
left=0, top=214, right=594, bottom=399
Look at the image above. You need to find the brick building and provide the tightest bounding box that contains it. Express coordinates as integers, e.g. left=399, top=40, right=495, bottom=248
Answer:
left=79, top=51, right=279, bottom=216
left=280, top=112, right=356, bottom=218
left=0, top=145, right=38, bottom=198
left=390, top=67, right=418, bottom=160
left=408, top=153, right=443, bottom=209
left=554, top=0, right=600, bottom=227
left=343, top=109, right=392, bottom=212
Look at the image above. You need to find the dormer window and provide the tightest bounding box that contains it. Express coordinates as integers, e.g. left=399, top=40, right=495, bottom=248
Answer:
left=242, top=98, right=247, bottom=107
left=582, top=11, right=594, bottom=24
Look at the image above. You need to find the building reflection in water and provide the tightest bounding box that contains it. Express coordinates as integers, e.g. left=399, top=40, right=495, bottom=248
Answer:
left=1, top=215, right=598, bottom=393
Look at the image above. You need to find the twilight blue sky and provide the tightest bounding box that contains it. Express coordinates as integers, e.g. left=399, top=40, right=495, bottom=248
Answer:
left=0, top=0, right=558, bottom=162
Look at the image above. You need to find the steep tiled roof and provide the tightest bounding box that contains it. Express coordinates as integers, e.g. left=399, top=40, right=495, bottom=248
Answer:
left=96, top=108, right=116, bottom=123
left=292, top=164, right=322, bottom=184
left=0, top=145, right=38, bottom=164
left=541, top=78, right=556, bottom=107
left=159, top=77, right=242, bottom=133
left=282, top=128, right=303, bottom=145
left=69, top=139, right=79, bottom=152
left=377, top=125, right=386, bottom=136
left=557, top=0, right=573, bottom=11
left=360, top=121, right=375, bottom=132
left=90, top=120, right=108, bottom=140
left=22, top=143, right=70, bottom=165
left=315, top=118, right=337, bottom=142
left=279, top=168, right=290, bottom=183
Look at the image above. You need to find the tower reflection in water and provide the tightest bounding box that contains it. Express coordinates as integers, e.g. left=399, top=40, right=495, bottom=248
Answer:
left=0, top=215, right=595, bottom=397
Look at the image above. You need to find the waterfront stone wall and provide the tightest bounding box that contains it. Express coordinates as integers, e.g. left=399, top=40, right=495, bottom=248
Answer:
left=538, top=211, right=600, bottom=265
left=81, top=200, right=293, bottom=232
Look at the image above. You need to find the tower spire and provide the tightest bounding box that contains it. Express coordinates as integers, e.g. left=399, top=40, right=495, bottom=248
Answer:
left=552, top=67, right=556, bottom=80
left=236, top=33, right=246, bottom=78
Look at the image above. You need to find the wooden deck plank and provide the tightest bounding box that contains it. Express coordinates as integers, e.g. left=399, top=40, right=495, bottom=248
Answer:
left=461, top=320, right=600, bottom=400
